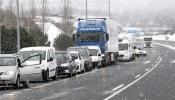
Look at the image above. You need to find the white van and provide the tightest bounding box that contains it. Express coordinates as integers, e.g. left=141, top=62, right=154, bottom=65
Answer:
left=86, top=46, right=102, bottom=68
left=19, top=47, right=58, bottom=82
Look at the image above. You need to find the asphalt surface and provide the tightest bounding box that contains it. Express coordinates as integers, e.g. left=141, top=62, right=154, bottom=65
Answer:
left=0, top=41, right=175, bottom=100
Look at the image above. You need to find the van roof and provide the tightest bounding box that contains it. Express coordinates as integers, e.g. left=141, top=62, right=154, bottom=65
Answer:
left=86, top=46, right=100, bottom=49
left=68, top=47, right=87, bottom=49
left=20, top=47, right=54, bottom=51
left=0, top=54, right=16, bottom=57
left=68, top=51, right=79, bottom=54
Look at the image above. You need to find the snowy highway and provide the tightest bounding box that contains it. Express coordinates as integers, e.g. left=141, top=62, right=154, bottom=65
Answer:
left=0, top=41, right=175, bottom=100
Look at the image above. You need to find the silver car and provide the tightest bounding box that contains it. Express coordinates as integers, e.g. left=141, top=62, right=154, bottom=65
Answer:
left=0, top=54, right=41, bottom=89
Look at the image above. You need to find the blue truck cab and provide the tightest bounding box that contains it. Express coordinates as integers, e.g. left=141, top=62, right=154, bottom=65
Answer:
left=74, top=18, right=109, bottom=54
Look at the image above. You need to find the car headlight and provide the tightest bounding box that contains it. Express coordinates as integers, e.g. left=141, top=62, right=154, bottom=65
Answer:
left=3, top=71, right=15, bottom=75
left=61, top=63, right=70, bottom=67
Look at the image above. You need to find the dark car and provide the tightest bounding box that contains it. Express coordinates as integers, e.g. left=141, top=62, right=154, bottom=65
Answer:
left=55, top=51, right=77, bottom=77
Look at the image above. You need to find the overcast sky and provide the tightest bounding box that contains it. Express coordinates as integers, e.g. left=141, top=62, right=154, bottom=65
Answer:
left=2, top=0, right=175, bottom=15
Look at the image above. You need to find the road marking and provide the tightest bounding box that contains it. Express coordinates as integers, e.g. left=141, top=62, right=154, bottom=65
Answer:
left=144, top=61, right=150, bottom=64
left=3, top=93, right=15, bottom=96
left=145, top=69, right=149, bottom=71
left=170, top=60, right=175, bottom=64
left=31, top=83, right=52, bottom=89
left=112, top=84, right=125, bottom=91
left=104, top=57, right=162, bottom=100
left=134, top=74, right=141, bottom=79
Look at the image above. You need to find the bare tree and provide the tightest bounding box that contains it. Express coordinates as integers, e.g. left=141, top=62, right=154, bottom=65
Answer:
left=60, top=0, right=73, bottom=33
left=41, top=0, right=48, bottom=34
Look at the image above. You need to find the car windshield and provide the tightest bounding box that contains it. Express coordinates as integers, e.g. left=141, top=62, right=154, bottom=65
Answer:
left=119, top=43, right=129, bottom=50
left=68, top=48, right=88, bottom=58
left=55, top=53, right=69, bottom=61
left=19, top=50, right=46, bottom=61
left=69, top=53, right=78, bottom=58
left=89, top=49, right=98, bottom=56
left=0, top=57, right=16, bottom=66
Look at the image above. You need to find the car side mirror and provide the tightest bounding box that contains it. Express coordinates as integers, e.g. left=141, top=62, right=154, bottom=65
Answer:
left=48, top=57, right=53, bottom=62
left=134, top=46, right=137, bottom=49
left=72, top=56, right=78, bottom=61
left=106, top=34, right=109, bottom=41
left=73, top=34, right=75, bottom=41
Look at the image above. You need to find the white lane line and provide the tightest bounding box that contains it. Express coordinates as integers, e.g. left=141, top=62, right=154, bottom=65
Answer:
left=145, top=69, right=149, bottom=71
left=3, top=94, right=15, bottom=96
left=112, top=84, right=125, bottom=91
left=104, top=57, right=162, bottom=100
left=144, top=61, right=150, bottom=64
left=134, top=74, right=141, bottom=79
left=31, top=83, right=52, bottom=89
left=154, top=43, right=175, bottom=50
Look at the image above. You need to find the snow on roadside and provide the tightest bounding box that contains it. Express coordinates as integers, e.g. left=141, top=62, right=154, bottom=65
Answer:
left=138, top=34, right=175, bottom=42
left=152, top=34, right=175, bottom=41
left=154, top=43, right=175, bottom=50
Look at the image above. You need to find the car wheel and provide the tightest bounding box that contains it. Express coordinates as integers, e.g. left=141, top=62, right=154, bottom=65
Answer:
left=43, top=69, right=49, bottom=82
left=68, top=69, right=73, bottom=77
left=74, top=70, right=77, bottom=76
left=23, top=80, right=29, bottom=88
left=52, top=68, right=58, bottom=80
left=14, top=76, right=20, bottom=89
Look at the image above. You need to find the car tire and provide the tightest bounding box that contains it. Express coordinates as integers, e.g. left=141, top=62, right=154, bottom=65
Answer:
left=14, top=76, right=20, bottom=89
left=52, top=68, right=58, bottom=80
left=22, top=80, right=29, bottom=88
left=68, top=69, right=73, bottom=77
left=43, top=69, right=49, bottom=82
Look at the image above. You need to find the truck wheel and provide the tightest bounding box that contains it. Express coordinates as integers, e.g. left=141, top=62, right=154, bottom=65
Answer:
left=14, top=76, right=20, bottom=89
left=22, top=80, right=29, bottom=88
left=42, top=69, right=49, bottom=82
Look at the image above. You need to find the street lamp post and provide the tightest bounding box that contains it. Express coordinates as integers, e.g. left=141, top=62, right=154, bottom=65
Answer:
left=0, top=25, right=1, bottom=54
left=86, top=0, right=87, bottom=19
left=16, top=0, right=20, bottom=52
left=109, top=0, right=111, bottom=19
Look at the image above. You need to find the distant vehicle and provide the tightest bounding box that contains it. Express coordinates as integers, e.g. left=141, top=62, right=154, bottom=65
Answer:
left=73, top=18, right=121, bottom=66
left=136, top=44, right=147, bottom=56
left=144, top=37, right=153, bottom=48
left=55, top=51, right=77, bottom=77
left=67, top=47, right=92, bottom=71
left=68, top=51, right=85, bottom=73
left=118, top=33, right=136, bottom=61
left=19, top=47, right=58, bottom=82
left=86, top=46, right=102, bottom=68
left=0, top=54, right=41, bottom=88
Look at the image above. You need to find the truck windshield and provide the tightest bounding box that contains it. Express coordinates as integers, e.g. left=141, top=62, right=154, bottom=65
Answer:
left=119, top=43, right=129, bottom=50
left=0, top=57, right=16, bottom=66
left=69, top=53, right=78, bottom=59
left=77, top=33, right=104, bottom=42
left=144, top=37, right=152, bottom=41
left=19, top=50, right=46, bottom=61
